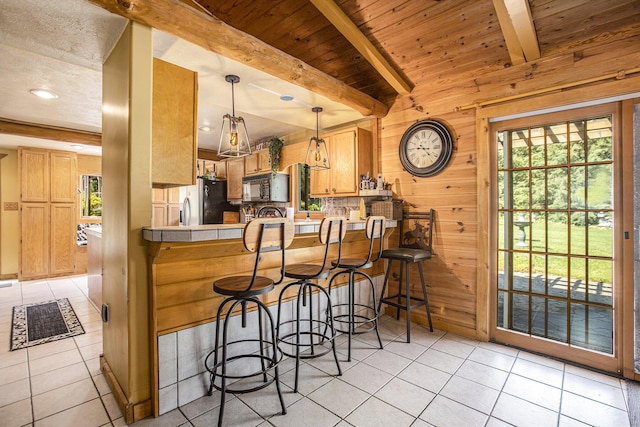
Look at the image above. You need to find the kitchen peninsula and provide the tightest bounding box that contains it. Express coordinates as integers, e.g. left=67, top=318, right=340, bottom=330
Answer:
left=142, top=219, right=396, bottom=416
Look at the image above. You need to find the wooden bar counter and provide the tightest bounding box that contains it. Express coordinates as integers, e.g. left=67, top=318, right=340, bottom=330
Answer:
left=142, top=219, right=396, bottom=416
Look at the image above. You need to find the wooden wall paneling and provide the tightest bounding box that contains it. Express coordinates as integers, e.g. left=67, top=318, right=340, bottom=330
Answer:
left=20, top=203, right=50, bottom=279
left=50, top=203, right=76, bottom=275
left=149, top=228, right=389, bottom=334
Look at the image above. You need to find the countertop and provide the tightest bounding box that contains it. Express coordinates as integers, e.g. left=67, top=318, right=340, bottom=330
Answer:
left=85, top=226, right=102, bottom=237
left=142, top=219, right=396, bottom=242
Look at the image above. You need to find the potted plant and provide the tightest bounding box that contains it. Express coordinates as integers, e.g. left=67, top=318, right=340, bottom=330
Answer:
left=268, top=136, right=284, bottom=177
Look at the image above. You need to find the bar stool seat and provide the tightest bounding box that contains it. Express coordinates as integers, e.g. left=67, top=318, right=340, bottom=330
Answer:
left=214, top=276, right=274, bottom=295
left=380, top=248, right=431, bottom=263
left=276, top=217, right=345, bottom=392
left=204, top=218, right=294, bottom=427
left=379, top=210, right=435, bottom=343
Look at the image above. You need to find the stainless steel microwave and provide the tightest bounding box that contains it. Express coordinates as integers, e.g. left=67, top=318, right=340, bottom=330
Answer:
left=242, top=173, right=290, bottom=202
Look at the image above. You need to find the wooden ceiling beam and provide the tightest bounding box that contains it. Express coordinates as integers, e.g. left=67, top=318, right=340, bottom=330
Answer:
left=308, top=0, right=413, bottom=95
left=492, top=0, right=541, bottom=64
left=86, top=0, right=389, bottom=118
left=0, top=118, right=102, bottom=146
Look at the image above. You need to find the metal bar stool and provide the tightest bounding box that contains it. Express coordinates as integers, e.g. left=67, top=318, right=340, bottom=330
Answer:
left=327, top=216, right=386, bottom=362
left=276, top=216, right=346, bottom=392
left=204, top=217, right=294, bottom=427
left=378, top=209, right=434, bottom=343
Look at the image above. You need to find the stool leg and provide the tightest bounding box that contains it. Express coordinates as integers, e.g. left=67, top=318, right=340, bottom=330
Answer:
left=356, top=271, right=383, bottom=350
left=417, top=263, right=434, bottom=332
left=378, top=259, right=393, bottom=314
left=208, top=300, right=227, bottom=397
left=307, top=283, right=316, bottom=355
left=293, top=283, right=304, bottom=393
left=347, top=269, right=355, bottom=362
left=261, top=300, right=287, bottom=416
left=256, top=301, right=268, bottom=383
left=218, top=301, right=234, bottom=427
left=396, top=262, right=404, bottom=320
left=404, top=261, right=412, bottom=343
left=318, top=285, right=342, bottom=377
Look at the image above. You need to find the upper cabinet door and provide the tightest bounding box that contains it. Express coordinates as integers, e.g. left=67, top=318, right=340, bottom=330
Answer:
left=20, top=148, right=50, bottom=202
left=152, top=58, right=198, bottom=187
left=50, top=152, right=77, bottom=203
left=331, top=130, right=358, bottom=195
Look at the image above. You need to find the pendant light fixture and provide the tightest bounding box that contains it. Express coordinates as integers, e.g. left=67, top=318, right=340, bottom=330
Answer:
left=217, top=75, right=251, bottom=157
left=305, top=107, right=330, bottom=170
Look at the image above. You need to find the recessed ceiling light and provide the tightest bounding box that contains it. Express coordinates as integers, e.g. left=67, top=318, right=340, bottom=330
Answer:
left=280, top=95, right=294, bottom=101
left=30, top=89, right=59, bottom=99
left=198, top=125, right=213, bottom=132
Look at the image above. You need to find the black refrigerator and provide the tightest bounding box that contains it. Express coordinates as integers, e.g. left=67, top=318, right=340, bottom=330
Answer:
left=181, top=178, right=239, bottom=225
left=201, top=178, right=238, bottom=224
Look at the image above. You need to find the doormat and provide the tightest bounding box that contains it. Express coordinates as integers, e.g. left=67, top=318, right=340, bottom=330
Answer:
left=10, top=298, right=84, bottom=351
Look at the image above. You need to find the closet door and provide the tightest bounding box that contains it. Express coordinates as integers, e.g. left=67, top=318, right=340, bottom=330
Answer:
left=50, top=203, right=76, bottom=275
left=20, top=149, right=49, bottom=202
left=21, top=203, right=50, bottom=279
left=50, top=152, right=77, bottom=203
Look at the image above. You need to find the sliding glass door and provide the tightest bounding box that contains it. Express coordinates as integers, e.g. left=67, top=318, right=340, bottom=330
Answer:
left=491, top=104, right=622, bottom=371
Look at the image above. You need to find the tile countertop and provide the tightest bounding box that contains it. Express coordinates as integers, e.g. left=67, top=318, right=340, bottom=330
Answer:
left=142, top=219, right=397, bottom=242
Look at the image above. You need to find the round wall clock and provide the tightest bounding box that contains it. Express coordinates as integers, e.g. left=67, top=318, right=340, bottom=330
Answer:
left=399, top=119, right=454, bottom=177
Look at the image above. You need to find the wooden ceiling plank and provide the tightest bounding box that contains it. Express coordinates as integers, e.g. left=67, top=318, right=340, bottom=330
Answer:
left=492, top=0, right=526, bottom=65
left=0, top=118, right=101, bottom=146
left=503, top=0, right=541, bottom=61
left=86, top=0, right=388, bottom=118
left=309, top=0, right=413, bottom=95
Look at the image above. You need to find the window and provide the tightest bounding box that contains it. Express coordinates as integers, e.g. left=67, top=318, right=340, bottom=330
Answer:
left=298, top=163, right=321, bottom=212
left=81, top=175, right=102, bottom=217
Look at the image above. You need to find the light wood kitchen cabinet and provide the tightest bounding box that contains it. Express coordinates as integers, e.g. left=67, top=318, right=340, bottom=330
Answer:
left=152, top=58, right=198, bottom=187
left=19, top=148, right=78, bottom=279
left=20, top=203, right=50, bottom=280
left=50, top=203, right=76, bottom=275
left=20, top=148, right=77, bottom=202
left=310, top=127, right=372, bottom=197
left=151, top=187, right=181, bottom=226
left=20, top=148, right=50, bottom=202
left=226, top=158, right=245, bottom=201
left=50, top=152, right=77, bottom=202
left=244, top=150, right=271, bottom=175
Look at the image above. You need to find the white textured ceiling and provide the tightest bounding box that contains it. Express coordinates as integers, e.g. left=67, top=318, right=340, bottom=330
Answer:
left=0, top=0, right=365, bottom=156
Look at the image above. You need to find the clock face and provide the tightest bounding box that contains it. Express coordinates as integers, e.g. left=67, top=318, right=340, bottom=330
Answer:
left=406, top=129, right=443, bottom=169
left=399, top=119, right=453, bottom=177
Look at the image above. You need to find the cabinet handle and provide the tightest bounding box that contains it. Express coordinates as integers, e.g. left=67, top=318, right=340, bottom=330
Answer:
left=332, top=188, right=336, bottom=193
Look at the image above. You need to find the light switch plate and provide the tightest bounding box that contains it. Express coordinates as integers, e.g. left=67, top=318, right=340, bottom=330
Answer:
left=3, top=202, right=18, bottom=211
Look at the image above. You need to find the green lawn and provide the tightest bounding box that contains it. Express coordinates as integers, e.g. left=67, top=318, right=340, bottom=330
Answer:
left=498, top=219, right=612, bottom=284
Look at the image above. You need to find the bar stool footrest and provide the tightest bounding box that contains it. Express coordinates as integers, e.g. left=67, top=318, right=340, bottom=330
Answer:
left=204, top=339, right=282, bottom=395
left=380, top=294, right=428, bottom=310
left=278, top=319, right=338, bottom=359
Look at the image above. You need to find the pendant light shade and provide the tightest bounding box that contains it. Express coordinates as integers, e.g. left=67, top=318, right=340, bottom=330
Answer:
left=218, top=75, right=251, bottom=157
left=305, top=107, right=330, bottom=170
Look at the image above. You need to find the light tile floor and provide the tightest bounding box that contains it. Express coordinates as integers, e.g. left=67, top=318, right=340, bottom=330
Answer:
left=0, top=275, right=634, bottom=427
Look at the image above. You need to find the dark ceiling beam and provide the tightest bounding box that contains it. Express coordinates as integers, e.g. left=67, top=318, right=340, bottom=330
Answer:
left=0, top=118, right=102, bottom=146
left=309, top=0, right=413, bottom=95
left=86, top=0, right=390, bottom=118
